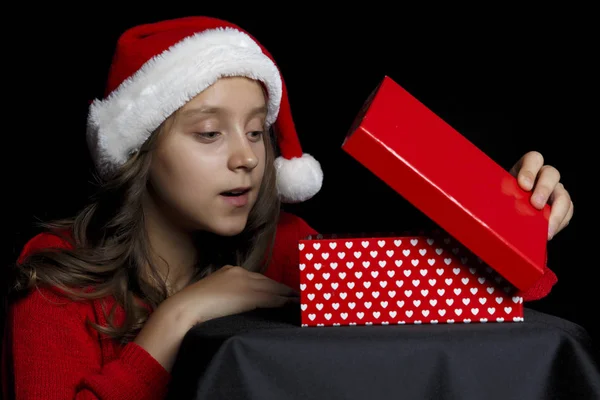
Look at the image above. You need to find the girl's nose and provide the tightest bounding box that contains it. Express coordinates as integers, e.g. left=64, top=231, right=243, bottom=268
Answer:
left=228, top=134, right=259, bottom=171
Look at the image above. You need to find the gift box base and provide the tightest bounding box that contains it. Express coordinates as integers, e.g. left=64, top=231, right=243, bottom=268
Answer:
left=299, top=231, right=524, bottom=327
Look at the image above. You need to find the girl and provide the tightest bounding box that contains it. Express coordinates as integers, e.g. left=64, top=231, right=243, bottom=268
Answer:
left=2, top=16, right=574, bottom=400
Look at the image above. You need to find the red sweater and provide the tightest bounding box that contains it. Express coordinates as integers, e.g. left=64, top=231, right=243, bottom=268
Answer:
left=2, top=211, right=557, bottom=399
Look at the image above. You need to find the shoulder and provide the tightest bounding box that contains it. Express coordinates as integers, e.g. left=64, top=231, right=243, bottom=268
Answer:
left=276, top=210, right=319, bottom=238
left=270, top=210, right=317, bottom=263
left=17, top=229, right=74, bottom=264
left=7, top=286, right=98, bottom=335
left=11, top=230, right=102, bottom=326
left=266, top=210, right=318, bottom=287
left=270, top=209, right=319, bottom=259
left=6, top=283, right=118, bottom=348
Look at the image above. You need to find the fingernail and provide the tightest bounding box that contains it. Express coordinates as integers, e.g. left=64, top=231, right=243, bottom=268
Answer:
left=522, top=177, right=533, bottom=188
left=534, top=194, right=545, bottom=205
left=548, top=226, right=555, bottom=240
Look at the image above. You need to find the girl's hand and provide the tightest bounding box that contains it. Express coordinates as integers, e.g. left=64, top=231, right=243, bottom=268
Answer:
left=167, top=264, right=299, bottom=329
left=509, top=151, right=574, bottom=240
left=135, top=265, right=298, bottom=371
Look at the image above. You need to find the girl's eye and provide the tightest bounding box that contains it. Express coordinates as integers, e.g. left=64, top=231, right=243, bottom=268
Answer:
left=195, top=132, right=221, bottom=140
left=195, top=131, right=263, bottom=142
left=249, top=131, right=264, bottom=141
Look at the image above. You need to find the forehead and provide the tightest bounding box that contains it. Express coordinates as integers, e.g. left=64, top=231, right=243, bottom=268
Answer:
left=182, top=77, right=267, bottom=113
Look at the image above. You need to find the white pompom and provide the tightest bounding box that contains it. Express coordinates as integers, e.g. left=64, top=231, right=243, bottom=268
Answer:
left=274, top=153, right=323, bottom=203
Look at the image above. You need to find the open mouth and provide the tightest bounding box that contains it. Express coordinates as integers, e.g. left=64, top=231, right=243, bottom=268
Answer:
left=220, top=188, right=250, bottom=197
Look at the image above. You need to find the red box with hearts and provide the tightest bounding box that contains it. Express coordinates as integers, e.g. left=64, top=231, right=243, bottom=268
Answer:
left=299, top=231, right=524, bottom=327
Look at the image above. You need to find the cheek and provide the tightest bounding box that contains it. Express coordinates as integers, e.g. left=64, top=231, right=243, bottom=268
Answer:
left=151, top=145, right=218, bottom=199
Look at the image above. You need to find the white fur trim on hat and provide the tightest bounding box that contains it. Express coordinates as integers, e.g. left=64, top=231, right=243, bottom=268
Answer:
left=86, top=27, right=282, bottom=178
left=274, top=153, right=323, bottom=203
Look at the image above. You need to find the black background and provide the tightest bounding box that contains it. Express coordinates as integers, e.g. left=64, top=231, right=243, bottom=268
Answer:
left=4, top=9, right=590, bottom=346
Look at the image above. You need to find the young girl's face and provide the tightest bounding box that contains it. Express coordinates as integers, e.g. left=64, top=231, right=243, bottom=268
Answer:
left=147, top=77, right=268, bottom=236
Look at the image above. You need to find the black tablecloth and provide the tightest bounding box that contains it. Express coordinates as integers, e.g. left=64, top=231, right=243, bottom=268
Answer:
left=167, top=305, right=600, bottom=400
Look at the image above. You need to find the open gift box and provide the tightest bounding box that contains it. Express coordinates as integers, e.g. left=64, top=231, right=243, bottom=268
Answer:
left=299, top=231, right=524, bottom=326
left=299, top=76, right=551, bottom=327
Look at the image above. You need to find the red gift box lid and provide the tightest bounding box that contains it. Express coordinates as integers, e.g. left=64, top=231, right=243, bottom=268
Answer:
left=341, top=76, right=550, bottom=292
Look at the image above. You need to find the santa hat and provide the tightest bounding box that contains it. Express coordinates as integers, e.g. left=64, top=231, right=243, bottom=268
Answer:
left=86, top=16, right=323, bottom=203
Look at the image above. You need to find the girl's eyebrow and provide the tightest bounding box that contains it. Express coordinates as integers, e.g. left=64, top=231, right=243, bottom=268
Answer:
left=181, top=105, right=268, bottom=122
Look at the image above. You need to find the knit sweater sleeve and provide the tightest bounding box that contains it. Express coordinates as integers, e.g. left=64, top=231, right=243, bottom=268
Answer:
left=5, top=232, right=170, bottom=399
left=6, top=287, right=171, bottom=400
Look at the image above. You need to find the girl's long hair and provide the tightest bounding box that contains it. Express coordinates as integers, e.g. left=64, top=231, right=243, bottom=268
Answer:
left=6, top=116, right=281, bottom=344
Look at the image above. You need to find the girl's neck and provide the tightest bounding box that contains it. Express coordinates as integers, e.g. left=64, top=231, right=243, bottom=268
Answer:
left=141, top=193, right=198, bottom=295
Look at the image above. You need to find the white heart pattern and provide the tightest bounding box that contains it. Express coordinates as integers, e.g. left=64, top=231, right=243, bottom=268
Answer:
left=299, top=233, right=523, bottom=326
